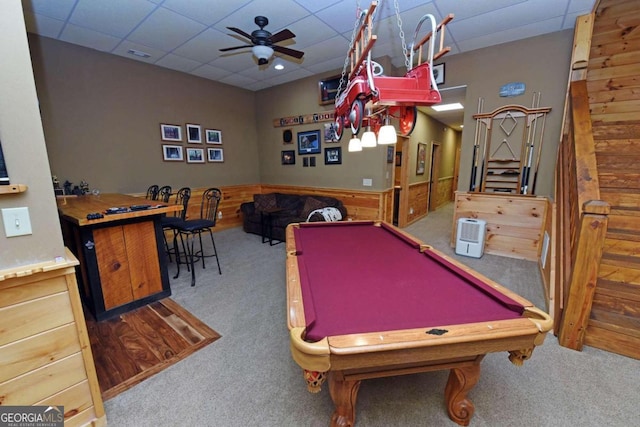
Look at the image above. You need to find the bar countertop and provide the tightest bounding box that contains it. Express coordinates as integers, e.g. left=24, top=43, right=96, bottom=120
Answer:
left=57, top=193, right=181, bottom=226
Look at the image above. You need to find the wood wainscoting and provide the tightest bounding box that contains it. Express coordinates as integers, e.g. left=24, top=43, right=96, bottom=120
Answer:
left=452, top=191, right=553, bottom=311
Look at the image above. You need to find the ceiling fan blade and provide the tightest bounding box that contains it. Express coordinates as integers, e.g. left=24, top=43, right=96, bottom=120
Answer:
left=268, top=29, right=295, bottom=44
left=226, top=26, right=253, bottom=41
left=219, top=45, right=253, bottom=52
left=273, top=45, right=304, bottom=59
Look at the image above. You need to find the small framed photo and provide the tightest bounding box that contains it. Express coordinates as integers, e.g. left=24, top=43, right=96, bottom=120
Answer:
left=207, top=147, right=224, bottom=162
left=325, top=147, right=342, bottom=165
left=205, top=129, right=222, bottom=144
left=433, top=63, right=445, bottom=85
left=318, top=75, right=341, bottom=105
left=298, top=130, right=321, bottom=155
left=324, top=123, right=339, bottom=143
left=160, top=124, right=182, bottom=141
left=162, top=144, right=183, bottom=161
left=186, top=147, right=205, bottom=163
left=387, top=146, right=394, bottom=163
left=281, top=150, right=295, bottom=165
left=416, top=142, right=427, bottom=175
left=186, top=123, right=202, bottom=143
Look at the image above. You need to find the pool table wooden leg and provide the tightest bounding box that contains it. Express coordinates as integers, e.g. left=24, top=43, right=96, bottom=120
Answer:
left=444, top=364, right=481, bottom=426
left=328, top=372, right=361, bottom=427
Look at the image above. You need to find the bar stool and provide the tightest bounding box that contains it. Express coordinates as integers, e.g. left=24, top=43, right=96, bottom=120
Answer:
left=158, top=185, right=172, bottom=203
left=173, top=188, right=222, bottom=286
left=161, top=187, right=190, bottom=263
left=146, top=185, right=159, bottom=200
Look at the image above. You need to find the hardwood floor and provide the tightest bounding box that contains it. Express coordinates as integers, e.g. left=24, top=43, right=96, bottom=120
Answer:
left=86, top=298, right=220, bottom=400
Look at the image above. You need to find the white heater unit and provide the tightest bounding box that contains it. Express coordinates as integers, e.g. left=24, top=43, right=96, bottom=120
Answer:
left=455, top=218, right=486, bottom=258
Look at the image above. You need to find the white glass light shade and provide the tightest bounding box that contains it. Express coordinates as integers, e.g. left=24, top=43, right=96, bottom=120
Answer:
left=252, top=45, right=274, bottom=60
left=360, top=130, right=377, bottom=148
left=377, top=125, right=397, bottom=144
left=348, top=137, right=362, bottom=152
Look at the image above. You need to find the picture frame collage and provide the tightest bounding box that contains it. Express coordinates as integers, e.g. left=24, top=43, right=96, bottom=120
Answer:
left=281, top=124, right=342, bottom=167
left=160, top=123, right=223, bottom=163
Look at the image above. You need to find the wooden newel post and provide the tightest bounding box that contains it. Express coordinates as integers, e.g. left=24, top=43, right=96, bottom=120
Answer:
left=558, top=200, right=610, bottom=350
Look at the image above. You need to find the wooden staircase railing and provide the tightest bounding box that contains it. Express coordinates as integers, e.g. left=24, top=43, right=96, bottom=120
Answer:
left=555, top=10, right=611, bottom=350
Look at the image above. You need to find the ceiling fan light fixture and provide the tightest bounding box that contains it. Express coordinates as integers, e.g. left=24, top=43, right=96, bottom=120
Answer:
left=252, top=45, right=274, bottom=65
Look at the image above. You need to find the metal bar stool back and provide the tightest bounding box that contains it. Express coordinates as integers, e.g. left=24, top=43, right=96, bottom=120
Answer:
left=174, top=188, right=222, bottom=286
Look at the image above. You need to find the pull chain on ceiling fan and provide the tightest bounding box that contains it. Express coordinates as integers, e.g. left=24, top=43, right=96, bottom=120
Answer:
left=219, top=16, right=304, bottom=66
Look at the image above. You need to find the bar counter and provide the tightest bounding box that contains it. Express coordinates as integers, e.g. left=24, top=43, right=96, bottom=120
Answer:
left=58, top=193, right=181, bottom=320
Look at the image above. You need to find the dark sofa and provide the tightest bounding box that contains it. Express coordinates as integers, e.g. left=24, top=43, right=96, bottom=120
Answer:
left=240, top=193, right=347, bottom=242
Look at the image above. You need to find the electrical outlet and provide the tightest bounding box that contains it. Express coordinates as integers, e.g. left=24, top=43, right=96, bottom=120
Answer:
left=217, top=211, right=223, bottom=219
left=2, top=207, right=32, bottom=237
left=363, top=178, right=372, bottom=186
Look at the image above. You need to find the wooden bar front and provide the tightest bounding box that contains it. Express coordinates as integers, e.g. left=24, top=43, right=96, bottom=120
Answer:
left=57, top=194, right=181, bottom=320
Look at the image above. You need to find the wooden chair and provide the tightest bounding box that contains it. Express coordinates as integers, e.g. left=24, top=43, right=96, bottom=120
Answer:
left=173, top=188, right=222, bottom=286
left=146, top=184, right=159, bottom=200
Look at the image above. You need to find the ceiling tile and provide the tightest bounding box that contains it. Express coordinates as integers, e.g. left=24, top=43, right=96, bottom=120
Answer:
left=293, top=0, right=342, bottom=14
left=127, top=7, right=206, bottom=51
left=59, top=23, right=121, bottom=52
left=23, top=12, right=65, bottom=38
left=69, top=0, right=156, bottom=38
left=155, top=54, right=201, bottom=73
left=161, top=0, right=252, bottom=26
left=284, top=15, right=340, bottom=50
left=23, top=0, right=77, bottom=21
left=433, top=0, right=527, bottom=22
left=173, top=28, right=232, bottom=63
left=214, top=0, right=309, bottom=36
left=456, top=16, right=564, bottom=52
left=112, top=40, right=168, bottom=64
left=190, top=64, right=234, bottom=81
left=219, top=73, right=258, bottom=88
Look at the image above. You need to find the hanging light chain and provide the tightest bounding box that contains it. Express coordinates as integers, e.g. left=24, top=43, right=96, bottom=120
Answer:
left=393, top=0, right=410, bottom=70
left=337, top=0, right=363, bottom=101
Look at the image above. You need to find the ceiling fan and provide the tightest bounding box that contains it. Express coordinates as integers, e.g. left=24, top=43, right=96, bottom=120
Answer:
left=219, top=16, right=304, bottom=66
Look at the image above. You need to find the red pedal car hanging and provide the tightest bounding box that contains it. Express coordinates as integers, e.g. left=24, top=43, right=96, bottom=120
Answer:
left=333, top=1, right=454, bottom=140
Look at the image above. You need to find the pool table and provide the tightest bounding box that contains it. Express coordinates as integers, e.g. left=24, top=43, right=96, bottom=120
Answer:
left=285, top=221, right=552, bottom=427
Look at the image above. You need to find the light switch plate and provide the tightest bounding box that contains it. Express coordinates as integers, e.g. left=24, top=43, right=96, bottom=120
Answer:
left=362, top=178, right=372, bottom=186
left=2, top=207, right=32, bottom=237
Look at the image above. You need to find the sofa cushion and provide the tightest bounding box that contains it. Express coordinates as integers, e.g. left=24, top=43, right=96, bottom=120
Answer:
left=275, top=193, right=301, bottom=212
left=301, top=197, right=327, bottom=220
left=254, top=193, right=277, bottom=211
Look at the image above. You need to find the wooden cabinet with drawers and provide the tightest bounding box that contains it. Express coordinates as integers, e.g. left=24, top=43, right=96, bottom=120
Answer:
left=0, top=250, right=105, bottom=426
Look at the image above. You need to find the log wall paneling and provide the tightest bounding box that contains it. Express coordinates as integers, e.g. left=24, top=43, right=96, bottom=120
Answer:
left=451, top=192, right=548, bottom=262
left=407, top=182, right=429, bottom=225
left=0, top=251, right=106, bottom=426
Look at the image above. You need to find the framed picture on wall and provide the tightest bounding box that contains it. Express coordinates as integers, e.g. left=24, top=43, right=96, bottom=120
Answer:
left=298, top=130, right=321, bottom=155
left=433, top=63, right=445, bottom=85
left=207, top=148, right=224, bottom=162
left=325, top=147, right=342, bottom=165
left=205, top=129, right=222, bottom=144
left=160, top=124, right=182, bottom=141
left=324, top=122, right=339, bottom=143
left=186, top=124, right=202, bottom=143
left=416, top=142, right=427, bottom=175
left=162, top=144, right=183, bottom=161
left=281, top=150, right=295, bottom=165
left=186, top=147, right=205, bottom=163
left=318, top=75, right=341, bottom=105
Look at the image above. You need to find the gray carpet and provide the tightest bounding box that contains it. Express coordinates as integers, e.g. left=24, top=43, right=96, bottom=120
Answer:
left=104, top=204, right=640, bottom=426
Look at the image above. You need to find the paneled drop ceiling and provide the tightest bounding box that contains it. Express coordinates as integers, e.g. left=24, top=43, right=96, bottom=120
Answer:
left=22, top=0, right=596, bottom=127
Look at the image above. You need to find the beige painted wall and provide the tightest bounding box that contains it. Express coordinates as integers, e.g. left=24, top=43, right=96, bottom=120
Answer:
left=29, top=35, right=260, bottom=194
left=445, top=30, right=574, bottom=198
left=0, top=2, right=65, bottom=270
